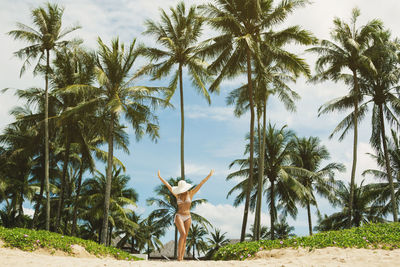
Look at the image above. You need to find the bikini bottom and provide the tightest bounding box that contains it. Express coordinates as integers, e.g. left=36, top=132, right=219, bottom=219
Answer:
left=174, top=213, right=191, bottom=223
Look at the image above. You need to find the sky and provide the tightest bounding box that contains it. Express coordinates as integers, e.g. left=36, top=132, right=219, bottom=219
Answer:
left=1, top=0, right=399, bottom=243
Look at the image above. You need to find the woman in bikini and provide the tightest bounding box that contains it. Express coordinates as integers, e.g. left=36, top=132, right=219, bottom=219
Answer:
left=157, top=170, right=214, bottom=261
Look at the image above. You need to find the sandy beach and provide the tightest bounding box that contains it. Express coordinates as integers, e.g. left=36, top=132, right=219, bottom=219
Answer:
left=1, top=245, right=399, bottom=267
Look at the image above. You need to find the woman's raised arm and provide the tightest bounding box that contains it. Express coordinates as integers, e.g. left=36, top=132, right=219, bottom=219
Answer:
left=157, top=171, right=175, bottom=196
left=190, top=169, right=214, bottom=196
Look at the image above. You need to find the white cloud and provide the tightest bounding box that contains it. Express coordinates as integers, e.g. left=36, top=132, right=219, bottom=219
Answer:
left=193, top=202, right=270, bottom=239
left=186, top=105, right=236, bottom=122
left=23, top=207, right=35, bottom=218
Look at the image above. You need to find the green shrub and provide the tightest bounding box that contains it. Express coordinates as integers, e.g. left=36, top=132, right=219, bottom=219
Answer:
left=0, top=227, right=142, bottom=261
left=214, top=222, right=400, bottom=260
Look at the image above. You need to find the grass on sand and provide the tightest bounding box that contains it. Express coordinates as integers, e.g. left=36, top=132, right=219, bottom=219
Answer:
left=214, top=222, right=400, bottom=261
left=0, top=226, right=141, bottom=261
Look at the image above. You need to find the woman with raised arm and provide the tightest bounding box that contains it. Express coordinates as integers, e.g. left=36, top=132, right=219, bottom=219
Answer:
left=157, top=170, right=214, bottom=261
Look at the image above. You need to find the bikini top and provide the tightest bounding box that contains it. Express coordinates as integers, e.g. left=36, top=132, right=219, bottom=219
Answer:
left=177, top=195, right=192, bottom=204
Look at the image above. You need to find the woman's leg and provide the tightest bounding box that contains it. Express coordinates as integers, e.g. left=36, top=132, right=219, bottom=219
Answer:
left=181, top=217, right=191, bottom=259
left=175, top=215, right=186, bottom=261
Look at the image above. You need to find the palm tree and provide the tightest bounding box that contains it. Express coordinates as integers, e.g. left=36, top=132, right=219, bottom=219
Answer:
left=226, top=45, right=310, bottom=239
left=227, top=123, right=311, bottom=240
left=291, top=136, right=345, bottom=235
left=147, top=177, right=210, bottom=259
left=67, top=37, right=167, bottom=244
left=51, top=45, right=96, bottom=231
left=274, top=216, right=295, bottom=239
left=205, top=228, right=230, bottom=259
left=79, top=167, right=138, bottom=243
left=314, top=180, right=385, bottom=231
left=358, top=29, right=400, bottom=222
left=141, top=2, right=211, bottom=181
left=186, top=224, right=208, bottom=258
left=8, top=3, right=81, bottom=230
left=200, top=0, right=314, bottom=241
left=308, top=8, right=382, bottom=227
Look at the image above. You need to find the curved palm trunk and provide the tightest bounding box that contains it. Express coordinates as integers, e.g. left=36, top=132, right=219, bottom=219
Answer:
left=241, top=48, right=255, bottom=242
left=270, top=178, right=275, bottom=240
left=55, top=133, right=71, bottom=231
left=255, top=95, right=267, bottom=241
left=100, top=112, right=115, bottom=245
left=348, top=71, right=359, bottom=229
left=71, top=163, right=84, bottom=236
left=378, top=104, right=398, bottom=222
left=45, top=49, right=50, bottom=231
left=179, top=64, right=185, bottom=180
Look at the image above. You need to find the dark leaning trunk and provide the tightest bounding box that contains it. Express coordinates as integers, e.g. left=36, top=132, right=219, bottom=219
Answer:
left=71, top=164, right=84, bottom=236
left=378, top=104, right=398, bottom=222
left=55, top=133, right=71, bottom=231
left=241, top=47, right=255, bottom=242
left=348, top=70, right=359, bottom=229
left=45, top=48, right=51, bottom=231
left=100, top=112, right=115, bottom=245
left=179, top=64, right=185, bottom=180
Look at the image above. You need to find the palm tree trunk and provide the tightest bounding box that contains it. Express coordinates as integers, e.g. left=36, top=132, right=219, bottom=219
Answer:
left=32, top=169, right=44, bottom=229
left=71, top=163, right=84, bottom=236
left=174, top=225, right=178, bottom=259
left=240, top=47, right=255, bottom=242
left=178, top=64, right=185, bottom=180
left=45, top=48, right=51, bottom=231
left=348, top=70, right=359, bottom=229
left=255, top=95, right=268, bottom=241
left=55, top=133, right=71, bottom=231
left=100, top=112, right=115, bottom=244
left=254, top=113, right=261, bottom=241
left=306, top=200, right=312, bottom=235
left=270, top=179, right=275, bottom=240
left=378, top=104, right=398, bottom=221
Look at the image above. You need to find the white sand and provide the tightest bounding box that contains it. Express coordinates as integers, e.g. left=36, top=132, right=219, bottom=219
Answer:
left=1, top=245, right=400, bottom=267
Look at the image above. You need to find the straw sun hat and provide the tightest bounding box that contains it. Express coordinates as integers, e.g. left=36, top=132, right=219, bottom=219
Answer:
left=172, top=180, right=192, bottom=195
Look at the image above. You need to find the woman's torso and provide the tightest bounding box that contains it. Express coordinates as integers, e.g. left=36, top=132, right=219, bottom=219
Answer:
left=176, top=192, right=191, bottom=215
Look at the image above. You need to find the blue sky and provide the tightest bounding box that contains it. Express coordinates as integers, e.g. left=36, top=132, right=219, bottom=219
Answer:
left=1, top=0, right=400, bottom=242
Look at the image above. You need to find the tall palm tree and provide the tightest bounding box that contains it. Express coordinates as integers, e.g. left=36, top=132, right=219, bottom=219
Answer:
left=186, top=223, right=208, bottom=258
left=291, top=136, right=345, bottom=235
left=314, top=181, right=385, bottom=231
left=205, top=228, right=230, bottom=259
left=200, top=0, right=314, bottom=241
left=141, top=2, right=211, bottom=181
left=67, top=37, right=167, bottom=244
left=8, top=3, right=81, bottom=230
left=308, top=8, right=382, bottom=227
left=51, top=46, right=96, bottom=231
left=147, top=177, right=209, bottom=259
left=358, top=29, right=400, bottom=222
left=226, top=45, right=310, bottom=239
